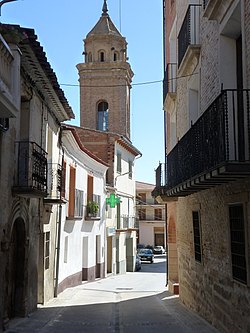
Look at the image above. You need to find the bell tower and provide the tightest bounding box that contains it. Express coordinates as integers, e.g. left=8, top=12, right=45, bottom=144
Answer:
left=77, top=0, right=133, bottom=139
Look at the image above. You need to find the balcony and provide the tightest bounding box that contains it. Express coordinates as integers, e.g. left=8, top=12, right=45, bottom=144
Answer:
left=0, top=34, right=19, bottom=118
left=44, top=163, right=66, bottom=204
left=153, top=89, right=250, bottom=198
left=178, top=4, right=201, bottom=75
left=163, top=63, right=177, bottom=103
left=203, top=0, right=235, bottom=21
left=12, top=141, right=47, bottom=197
left=117, top=216, right=136, bottom=230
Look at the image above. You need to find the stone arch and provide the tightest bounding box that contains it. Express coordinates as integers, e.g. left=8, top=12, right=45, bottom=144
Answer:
left=3, top=198, right=29, bottom=324
left=98, top=50, right=105, bottom=62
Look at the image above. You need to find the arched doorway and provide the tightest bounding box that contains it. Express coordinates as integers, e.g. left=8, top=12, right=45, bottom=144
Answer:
left=6, top=218, right=26, bottom=319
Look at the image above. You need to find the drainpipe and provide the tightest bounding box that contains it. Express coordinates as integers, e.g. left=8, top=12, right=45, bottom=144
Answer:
left=54, top=203, right=62, bottom=297
left=54, top=130, right=64, bottom=297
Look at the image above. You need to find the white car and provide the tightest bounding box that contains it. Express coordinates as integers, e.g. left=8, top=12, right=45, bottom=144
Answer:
left=153, top=246, right=165, bottom=254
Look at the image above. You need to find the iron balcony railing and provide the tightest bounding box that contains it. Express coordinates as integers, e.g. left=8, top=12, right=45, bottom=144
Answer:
left=154, top=89, right=250, bottom=194
left=178, top=4, right=201, bottom=67
left=46, top=163, right=63, bottom=201
left=203, top=0, right=209, bottom=9
left=13, top=141, right=47, bottom=196
left=118, top=215, right=135, bottom=229
left=163, top=63, right=177, bottom=102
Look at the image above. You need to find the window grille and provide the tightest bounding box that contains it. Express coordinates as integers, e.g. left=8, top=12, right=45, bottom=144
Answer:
left=193, top=211, right=202, bottom=262
left=229, top=204, right=247, bottom=284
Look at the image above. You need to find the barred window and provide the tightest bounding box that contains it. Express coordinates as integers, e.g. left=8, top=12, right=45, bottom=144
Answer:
left=193, top=211, right=202, bottom=262
left=229, top=204, right=247, bottom=284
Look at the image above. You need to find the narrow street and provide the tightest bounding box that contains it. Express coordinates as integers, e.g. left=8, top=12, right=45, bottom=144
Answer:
left=6, top=255, right=219, bottom=333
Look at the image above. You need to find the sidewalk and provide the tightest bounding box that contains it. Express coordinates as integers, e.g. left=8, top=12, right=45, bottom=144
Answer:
left=5, top=273, right=220, bottom=333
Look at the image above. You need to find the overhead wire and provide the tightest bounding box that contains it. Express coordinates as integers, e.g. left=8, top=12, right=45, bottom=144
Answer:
left=59, top=72, right=199, bottom=89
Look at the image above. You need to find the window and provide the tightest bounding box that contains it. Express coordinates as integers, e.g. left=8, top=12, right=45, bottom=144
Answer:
left=74, top=189, right=84, bottom=218
left=97, top=101, right=109, bottom=131
left=138, top=208, right=146, bottom=220
left=117, top=152, right=122, bottom=173
left=88, top=52, right=92, bottom=62
left=44, top=232, right=50, bottom=270
left=61, top=161, right=66, bottom=198
left=68, top=165, right=76, bottom=217
left=229, top=204, right=247, bottom=284
left=138, top=193, right=146, bottom=205
left=87, top=175, right=93, bottom=202
left=93, top=194, right=101, bottom=217
left=192, top=211, right=202, bottom=262
left=128, top=161, right=133, bottom=179
left=154, top=209, right=162, bottom=221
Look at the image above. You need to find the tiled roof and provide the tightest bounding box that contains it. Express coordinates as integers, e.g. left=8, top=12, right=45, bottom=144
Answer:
left=0, top=24, right=75, bottom=121
left=87, top=13, right=122, bottom=38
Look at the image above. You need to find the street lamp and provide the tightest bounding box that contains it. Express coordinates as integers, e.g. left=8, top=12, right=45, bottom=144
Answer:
left=0, top=0, right=18, bottom=16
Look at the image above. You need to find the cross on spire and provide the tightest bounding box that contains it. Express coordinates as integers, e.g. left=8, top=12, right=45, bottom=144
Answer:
left=102, top=0, right=108, bottom=16
left=106, top=193, right=120, bottom=208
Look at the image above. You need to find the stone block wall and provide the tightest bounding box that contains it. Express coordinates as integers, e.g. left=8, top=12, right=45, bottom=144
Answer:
left=176, top=179, right=250, bottom=333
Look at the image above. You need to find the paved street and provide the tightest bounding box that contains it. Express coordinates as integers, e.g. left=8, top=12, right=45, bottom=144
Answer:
left=6, top=255, right=219, bottom=333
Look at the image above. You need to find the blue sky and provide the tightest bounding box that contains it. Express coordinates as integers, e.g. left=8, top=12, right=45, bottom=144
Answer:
left=2, top=0, right=164, bottom=185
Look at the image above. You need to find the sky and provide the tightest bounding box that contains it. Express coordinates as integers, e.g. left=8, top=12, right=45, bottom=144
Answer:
left=1, top=0, right=164, bottom=185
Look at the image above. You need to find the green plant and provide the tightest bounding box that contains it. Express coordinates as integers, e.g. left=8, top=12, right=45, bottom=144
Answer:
left=87, top=201, right=99, bottom=216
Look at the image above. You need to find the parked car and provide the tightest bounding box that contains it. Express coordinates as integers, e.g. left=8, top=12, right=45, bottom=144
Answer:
left=137, top=243, right=145, bottom=250
left=153, top=245, right=165, bottom=255
left=135, top=254, right=141, bottom=271
left=138, top=248, right=154, bottom=263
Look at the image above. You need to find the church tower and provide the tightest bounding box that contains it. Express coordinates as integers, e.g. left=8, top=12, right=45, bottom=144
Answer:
left=77, top=0, right=133, bottom=139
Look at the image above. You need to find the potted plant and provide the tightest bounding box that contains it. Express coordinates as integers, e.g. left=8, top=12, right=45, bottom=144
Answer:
left=87, top=201, right=99, bottom=217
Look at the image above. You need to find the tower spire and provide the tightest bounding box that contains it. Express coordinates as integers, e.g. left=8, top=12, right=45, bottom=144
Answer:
left=102, top=0, right=108, bottom=16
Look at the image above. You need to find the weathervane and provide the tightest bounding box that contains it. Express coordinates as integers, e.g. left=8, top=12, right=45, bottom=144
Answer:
left=0, top=0, right=18, bottom=16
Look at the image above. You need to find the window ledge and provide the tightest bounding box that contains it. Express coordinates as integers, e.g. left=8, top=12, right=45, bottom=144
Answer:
left=85, top=216, right=100, bottom=221
left=66, top=216, right=83, bottom=221
left=203, top=0, right=235, bottom=22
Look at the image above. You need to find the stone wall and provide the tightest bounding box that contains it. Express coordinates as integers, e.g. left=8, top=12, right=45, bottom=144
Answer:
left=176, top=179, right=250, bottom=332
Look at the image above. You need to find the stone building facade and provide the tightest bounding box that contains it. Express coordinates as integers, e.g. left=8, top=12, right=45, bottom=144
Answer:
left=154, top=1, right=250, bottom=332
left=0, top=24, right=74, bottom=330
left=136, top=181, right=166, bottom=249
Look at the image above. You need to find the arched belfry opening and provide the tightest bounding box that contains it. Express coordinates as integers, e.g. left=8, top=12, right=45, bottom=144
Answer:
left=97, top=101, right=109, bottom=131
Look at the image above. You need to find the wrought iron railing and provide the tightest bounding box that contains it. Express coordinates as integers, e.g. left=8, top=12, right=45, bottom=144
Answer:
left=178, top=4, right=201, bottom=66
left=14, top=141, right=47, bottom=194
left=203, top=0, right=209, bottom=9
left=155, top=89, right=250, bottom=190
left=163, top=63, right=177, bottom=102
left=46, top=163, right=63, bottom=200
left=119, top=216, right=135, bottom=229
